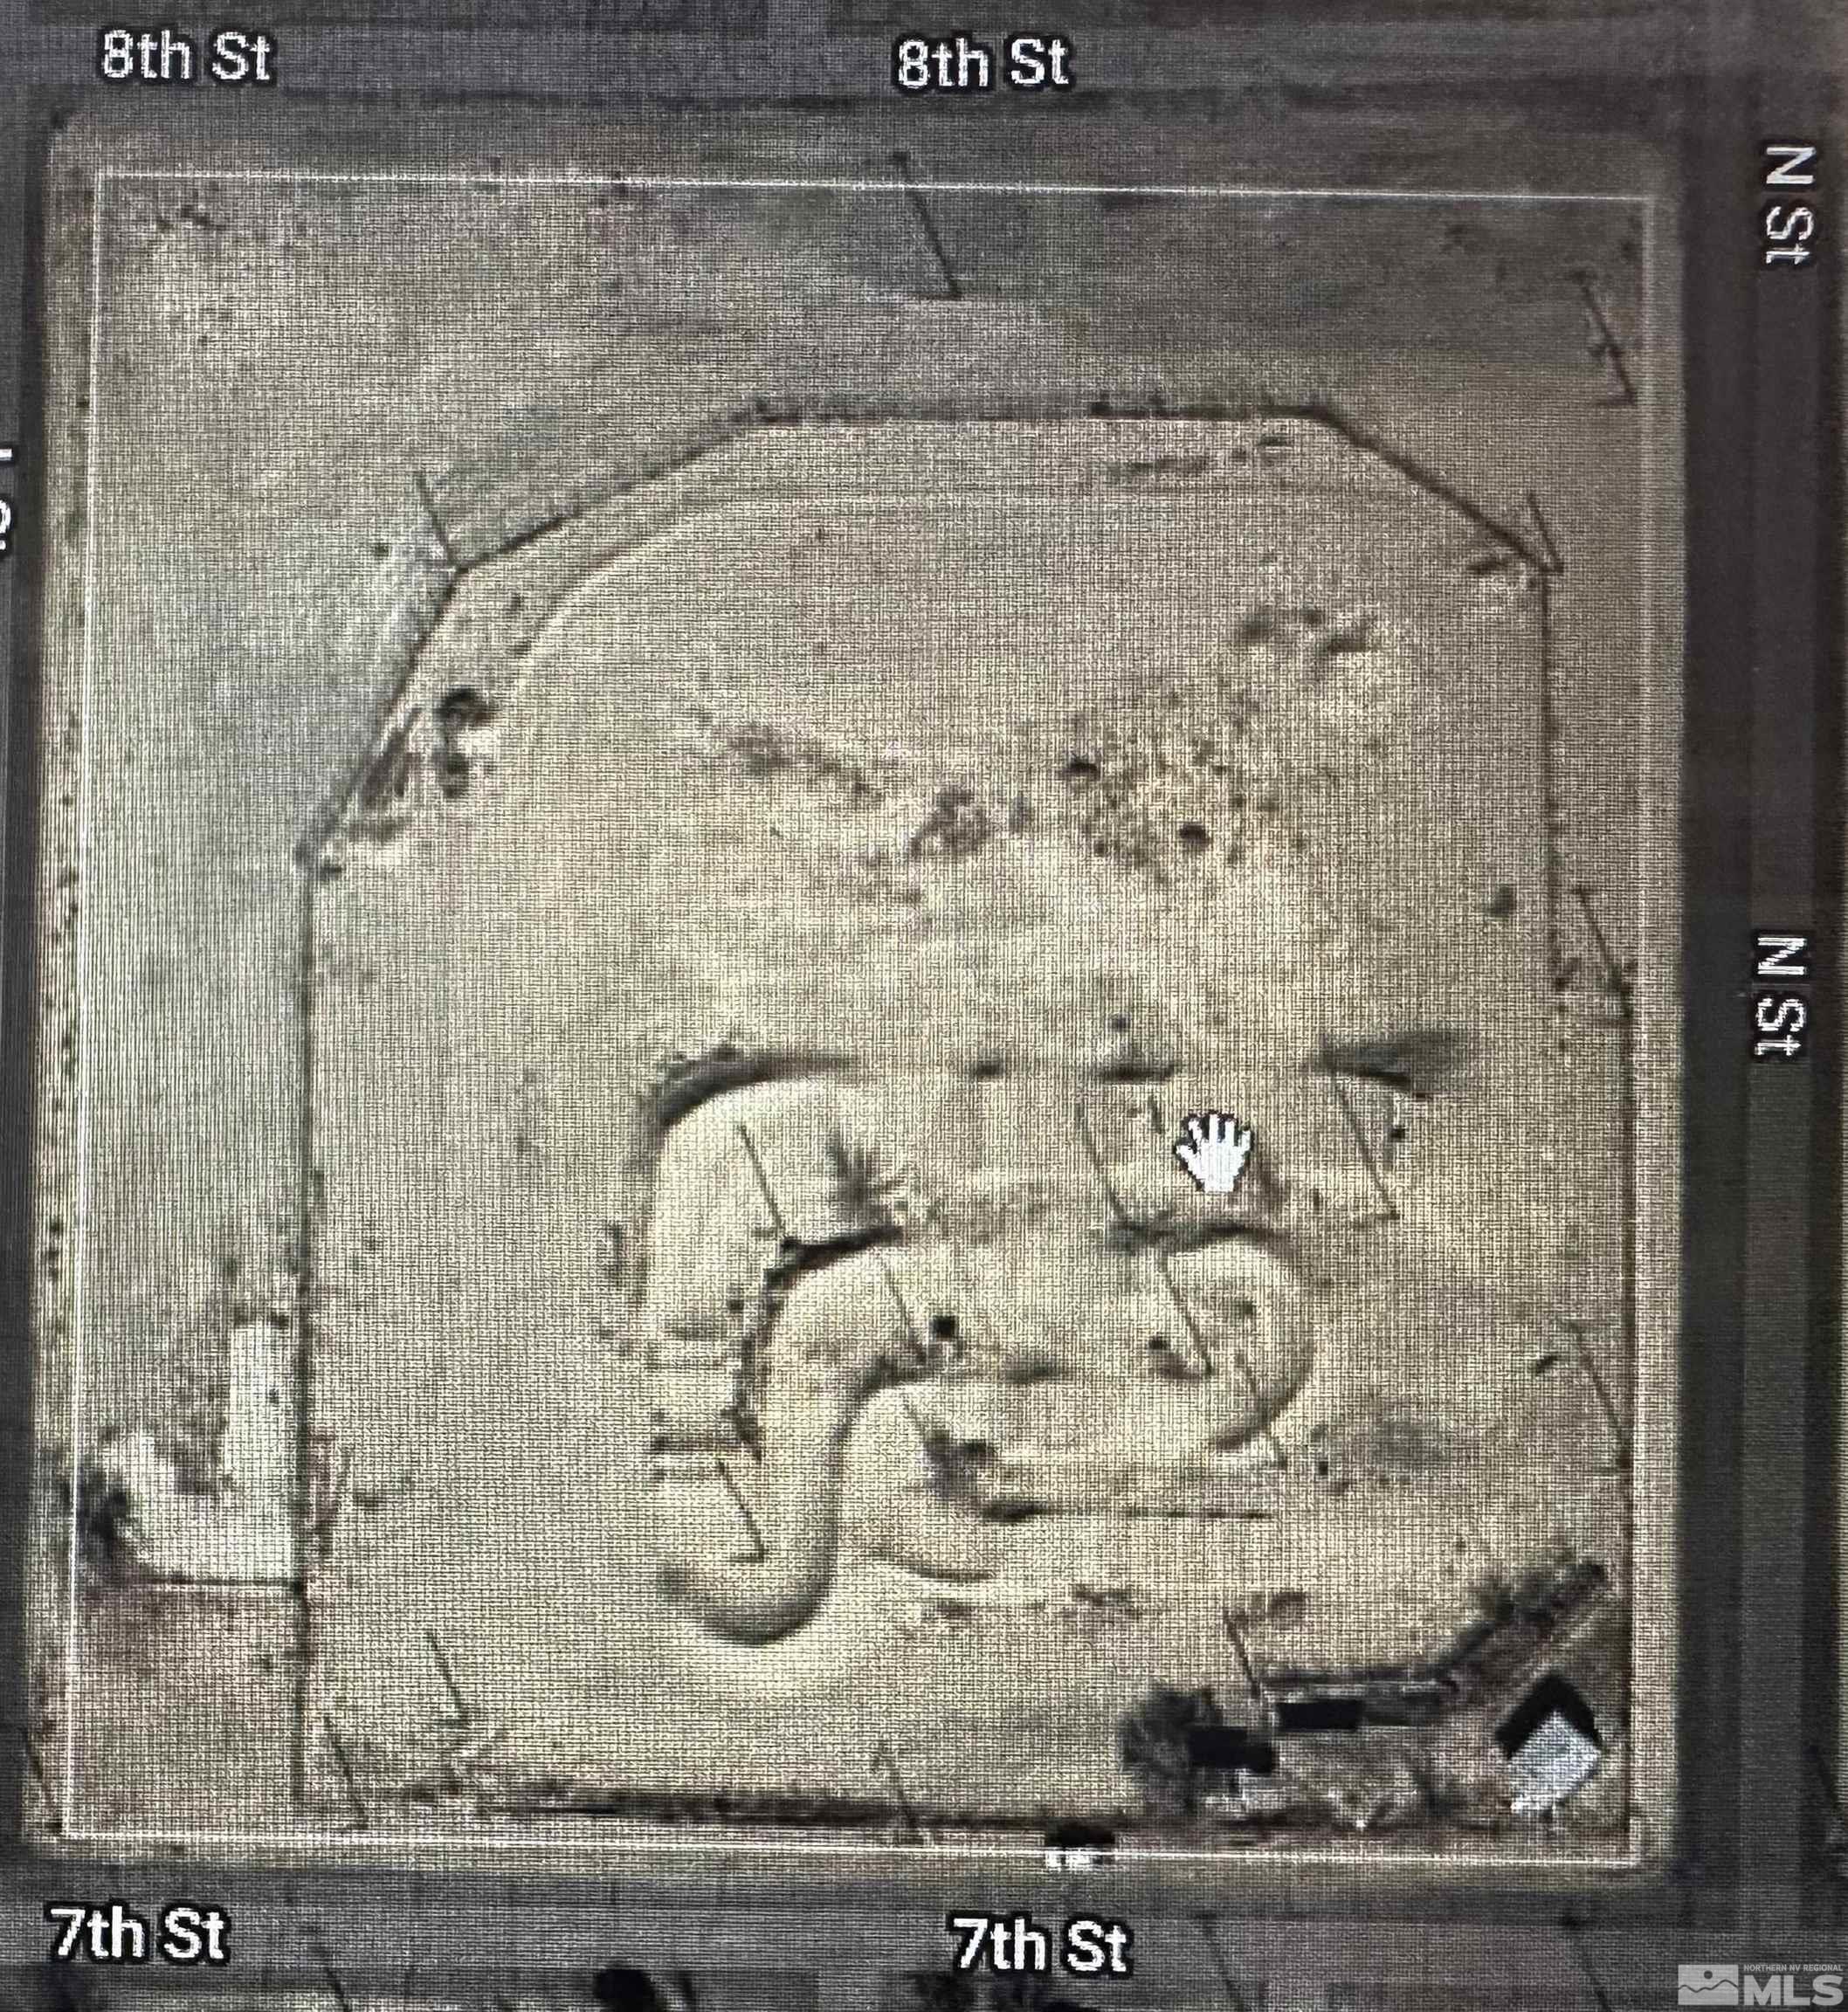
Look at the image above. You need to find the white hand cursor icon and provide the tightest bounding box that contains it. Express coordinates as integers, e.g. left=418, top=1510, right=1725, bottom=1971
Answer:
left=1173, top=1111, right=1254, bottom=1196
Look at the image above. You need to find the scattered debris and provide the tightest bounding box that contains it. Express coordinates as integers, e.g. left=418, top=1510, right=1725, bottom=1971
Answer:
left=1043, top=1818, right=1117, bottom=1870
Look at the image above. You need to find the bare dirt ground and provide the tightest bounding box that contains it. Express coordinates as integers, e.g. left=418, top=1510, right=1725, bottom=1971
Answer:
left=309, top=410, right=1619, bottom=1842
left=23, top=100, right=1672, bottom=1862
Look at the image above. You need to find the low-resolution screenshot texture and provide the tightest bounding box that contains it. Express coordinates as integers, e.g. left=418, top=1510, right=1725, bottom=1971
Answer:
left=22, top=103, right=1676, bottom=1864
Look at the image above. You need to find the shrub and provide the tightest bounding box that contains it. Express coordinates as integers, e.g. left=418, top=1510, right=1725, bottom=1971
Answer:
left=63, top=1457, right=137, bottom=1581
left=1115, top=1680, right=1224, bottom=1820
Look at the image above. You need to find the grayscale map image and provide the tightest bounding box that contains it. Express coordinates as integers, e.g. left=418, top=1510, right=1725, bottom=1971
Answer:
left=18, top=100, right=1677, bottom=1870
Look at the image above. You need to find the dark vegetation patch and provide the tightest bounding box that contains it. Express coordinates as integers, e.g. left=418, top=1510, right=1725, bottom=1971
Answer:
left=996, top=1344, right=1067, bottom=1387
left=906, top=783, right=991, bottom=862
left=1320, top=621, right=1373, bottom=660
left=1091, top=1010, right=1177, bottom=1083
left=1362, top=1406, right=1447, bottom=1472
left=914, top=1417, right=995, bottom=1508
left=1106, top=452, right=1212, bottom=485
left=21, top=1964, right=111, bottom=2012
left=1067, top=1581, right=1143, bottom=1623
left=907, top=1978, right=978, bottom=2012
left=61, top=1456, right=138, bottom=1583
left=432, top=686, right=497, bottom=803
left=823, top=1132, right=909, bottom=1230
left=1114, top=1205, right=1278, bottom=1263
left=436, top=683, right=494, bottom=733
left=992, top=1986, right=1098, bottom=2012
left=1318, top=1024, right=1472, bottom=1099
left=1116, top=1679, right=1225, bottom=1818
left=1146, top=1333, right=1208, bottom=1382
left=1257, top=1553, right=1610, bottom=1721
left=705, top=713, right=880, bottom=803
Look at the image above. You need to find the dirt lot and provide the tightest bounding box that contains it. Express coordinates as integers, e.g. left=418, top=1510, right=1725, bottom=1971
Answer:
left=24, top=101, right=1672, bottom=1860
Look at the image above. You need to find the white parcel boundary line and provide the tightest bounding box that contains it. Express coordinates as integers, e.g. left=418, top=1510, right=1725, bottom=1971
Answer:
left=1628, top=176, right=1684, bottom=1877
left=61, top=165, right=1661, bottom=1859
left=94, top=164, right=1649, bottom=204
left=60, top=164, right=108, bottom=1836
left=60, top=1825, right=1649, bottom=1871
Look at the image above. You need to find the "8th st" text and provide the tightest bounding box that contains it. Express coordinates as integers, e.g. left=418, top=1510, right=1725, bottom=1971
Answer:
left=893, top=32, right=1074, bottom=93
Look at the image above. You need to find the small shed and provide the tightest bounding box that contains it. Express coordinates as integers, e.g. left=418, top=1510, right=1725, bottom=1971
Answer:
left=1495, top=1672, right=1603, bottom=1816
